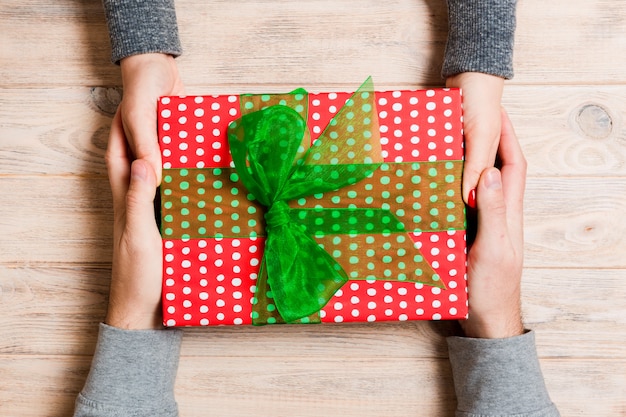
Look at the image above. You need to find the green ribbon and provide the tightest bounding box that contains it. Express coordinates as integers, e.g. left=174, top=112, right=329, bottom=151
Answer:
left=226, top=78, right=442, bottom=324
left=228, top=78, right=383, bottom=323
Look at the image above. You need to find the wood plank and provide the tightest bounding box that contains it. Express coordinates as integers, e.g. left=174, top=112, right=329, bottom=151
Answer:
left=175, top=356, right=457, bottom=417
left=502, top=86, right=626, bottom=177
left=541, top=359, right=626, bottom=416
left=521, top=269, right=626, bottom=359
left=0, top=178, right=112, bottom=264
left=543, top=360, right=626, bottom=417
left=1, top=0, right=625, bottom=416
left=176, top=358, right=626, bottom=417
left=515, top=0, right=626, bottom=85
left=0, top=0, right=118, bottom=88
left=0, top=355, right=623, bottom=417
left=181, top=0, right=625, bottom=86
left=523, top=178, right=626, bottom=269
left=173, top=0, right=449, bottom=89
left=2, top=265, right=623, bottom=358
left=0, top=355, right=90, bottom=417
left=2, top=0, right=625, bottom=88
left=1, top=176, right=624, bottom=267
left=0, top=265, right=457, bottom=357
left=0, top=0, right=446, bottom=88
left=0, top=88, right=112, bottom=176
left=2, top=86, right=626, bottom=177
left=0, top=265, right=108, bottom=355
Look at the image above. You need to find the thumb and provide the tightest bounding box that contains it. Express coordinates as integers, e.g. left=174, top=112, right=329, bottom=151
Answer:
left=123, top=118, right=163, bottom=185
left=125, top=159, right=158, bottom=231
left=475, top=167, right=508, bottom=237
left=461, top=123, right=500, bottom=204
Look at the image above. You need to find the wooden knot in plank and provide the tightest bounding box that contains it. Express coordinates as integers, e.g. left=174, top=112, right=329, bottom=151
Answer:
left=575, top=104, right=612, bottom=140
left=90, top=87, right=122, bottom=116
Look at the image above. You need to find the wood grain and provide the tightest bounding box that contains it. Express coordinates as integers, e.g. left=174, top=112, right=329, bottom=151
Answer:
left=0, top=88, right=112, bottom=176
left=0, top=356, right=90, bottom=417
left=0, top=265, right=108, bottom=355
left=0, top=0, right=116, bottom=88
left=503, top=86, right=626, bottom=177
left=0, top=178, right=112, bottom=263
left=175, top=356, right=457, bottom=417
left=1, top=176, right=624, bottom=267
left=1, top=0, right=625, bottom=415
left=515, top=1, right=626, bottom=85
left=524, top=178, right=626, bottom=268
left=175, top=358, right=626, bottom=417
left=521, top=269, right=626, bottom=359
left=2, top=265, right=624, bottom=359
left=2, top=1, right=626, bottom=88
left=0, top=356, right=623, bottom=417
left=2, top=86, right=625, bottom=177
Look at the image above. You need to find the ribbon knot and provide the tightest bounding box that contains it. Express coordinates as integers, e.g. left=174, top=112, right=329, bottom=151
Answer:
left=264, top=201, right=291, bottom=231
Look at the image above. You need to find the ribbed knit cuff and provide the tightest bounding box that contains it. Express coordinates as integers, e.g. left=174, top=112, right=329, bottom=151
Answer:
left=103, top=0, right=183, bottom=64
left=443, top=0, right=517, bottom=79
left=447, top=331, right=559, bottom=416
left=76, top=323, right=183, bottom=415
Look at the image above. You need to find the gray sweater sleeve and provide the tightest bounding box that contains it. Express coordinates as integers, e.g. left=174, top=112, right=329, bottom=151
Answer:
left=74, top=323, right=183, bottom=417
left=443, top=0, right=517, bottom=79
left=102, top=0, right=515, bottom=79
left=102, top=0, right=182, bottom=64
left=75, top=325, right=558, bottom=416
left=447, top=331, right=560, bottom=417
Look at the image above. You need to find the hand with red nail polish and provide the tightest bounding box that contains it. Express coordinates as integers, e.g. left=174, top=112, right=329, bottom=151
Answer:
left=461, top=109, right=526, bottom=339
left=446, top=72, right=504, bottom=205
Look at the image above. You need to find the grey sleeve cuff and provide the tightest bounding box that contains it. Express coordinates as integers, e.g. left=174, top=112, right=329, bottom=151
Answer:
left=443, top=0, right=517, bottom=79
left=74, top=323, right=183, bottom=417
left=447, top=331, right=560, bottom=417
left=102, top=0, right=183, bottom=64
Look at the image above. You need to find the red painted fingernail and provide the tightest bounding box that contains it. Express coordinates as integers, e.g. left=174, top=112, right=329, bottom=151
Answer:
left=467, top=188, right=477, bottom=209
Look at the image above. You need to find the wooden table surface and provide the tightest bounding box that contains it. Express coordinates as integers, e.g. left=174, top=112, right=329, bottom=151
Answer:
left=1, top=1, right=625, bottom=416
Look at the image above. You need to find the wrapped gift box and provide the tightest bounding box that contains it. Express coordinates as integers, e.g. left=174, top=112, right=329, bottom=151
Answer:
left=158, top=81, right=467, bottom=326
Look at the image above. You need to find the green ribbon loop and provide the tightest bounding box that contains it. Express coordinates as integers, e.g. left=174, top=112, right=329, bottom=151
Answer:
left=228, top=78, right=390, bottom=324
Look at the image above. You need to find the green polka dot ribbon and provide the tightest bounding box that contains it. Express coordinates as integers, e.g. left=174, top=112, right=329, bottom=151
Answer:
left=161, top=77, right=466, bottom=325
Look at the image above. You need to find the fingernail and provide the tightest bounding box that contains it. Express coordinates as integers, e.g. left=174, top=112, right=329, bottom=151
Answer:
left=131, top=160, right=147, bottom=181
left=485, top=169, right=502, bottom=189
left=467, top=188, right=477, bottom=209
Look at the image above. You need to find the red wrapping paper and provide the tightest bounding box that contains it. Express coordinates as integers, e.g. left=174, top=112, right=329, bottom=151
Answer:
left=158, top=87, right=467, bottom=326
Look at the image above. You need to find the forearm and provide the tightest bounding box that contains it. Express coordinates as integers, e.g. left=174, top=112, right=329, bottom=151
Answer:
left=102, top=0, right=182, bottom=64
left=443, top=0, right=517, bottom=79
left=74, top=323, right=183, bottom=417
left=447, top=331, right=560, bottom=417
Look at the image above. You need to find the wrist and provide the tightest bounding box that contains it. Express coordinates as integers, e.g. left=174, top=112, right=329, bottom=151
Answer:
left=446, top=72, right=504, bottom=91
left=460, top=314, right=524, bottom=339
left=105, top=303, right=163, bottom=330
left=120, top=53, right=179, bottom=83
left=120, top=52, right=176, bottom=67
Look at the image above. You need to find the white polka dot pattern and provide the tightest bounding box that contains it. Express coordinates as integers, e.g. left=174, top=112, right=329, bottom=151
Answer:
left=158, top=88, right=467, bottom=326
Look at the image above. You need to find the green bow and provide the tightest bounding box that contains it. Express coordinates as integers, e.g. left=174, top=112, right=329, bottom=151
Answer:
left=227, top=78, right=445, bottom=324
